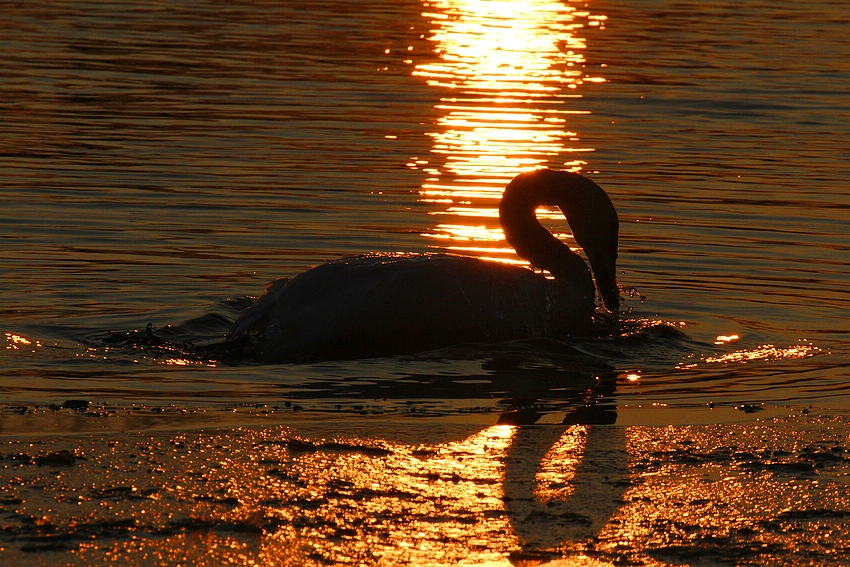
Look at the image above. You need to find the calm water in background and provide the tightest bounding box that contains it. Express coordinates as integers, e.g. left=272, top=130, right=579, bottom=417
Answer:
left=1, top=0, right=848, bottom=423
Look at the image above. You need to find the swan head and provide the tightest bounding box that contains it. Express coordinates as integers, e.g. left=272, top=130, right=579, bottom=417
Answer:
left=501, top=169, right=620, bottom=311
left=561, top=178, right=619, bottom=311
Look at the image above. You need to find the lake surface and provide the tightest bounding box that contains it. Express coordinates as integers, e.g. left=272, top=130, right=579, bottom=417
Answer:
left=1, top=0, right=848, bottom=425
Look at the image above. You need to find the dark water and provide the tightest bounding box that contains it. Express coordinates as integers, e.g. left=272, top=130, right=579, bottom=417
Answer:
left=1, top=0, right=848, bottom=424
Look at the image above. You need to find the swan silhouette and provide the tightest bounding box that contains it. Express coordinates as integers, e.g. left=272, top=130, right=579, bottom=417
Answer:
left=228, top=169, right=619, bottom=362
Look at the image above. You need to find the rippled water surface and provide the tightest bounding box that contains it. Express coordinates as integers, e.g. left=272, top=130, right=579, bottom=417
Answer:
left=1, top=0, right=848, bottom=422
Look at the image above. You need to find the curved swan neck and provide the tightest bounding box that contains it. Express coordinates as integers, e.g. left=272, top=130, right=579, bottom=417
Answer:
left=498, top=193, right=585, bottom=275
left=498, top=169, right=620, bottom=310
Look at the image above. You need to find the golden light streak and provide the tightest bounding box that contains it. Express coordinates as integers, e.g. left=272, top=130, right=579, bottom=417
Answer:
left=412, top=0, right=606, bottom=262
left=705, top=343, right=821, bottom=364
left=226, top=425, right=520, bottom=564
left=5, top=332, right=41, bottom=351
left=534, top=426, right=587, bottom=504
left=714, top=334, right=740, bottom=345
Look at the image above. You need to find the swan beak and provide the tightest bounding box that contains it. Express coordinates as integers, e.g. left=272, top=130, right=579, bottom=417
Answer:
left=590, top=255, right=619, bottom=311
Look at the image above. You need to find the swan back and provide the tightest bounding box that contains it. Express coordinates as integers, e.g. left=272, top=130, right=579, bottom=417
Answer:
left=230, top=254, right=592, bottom=361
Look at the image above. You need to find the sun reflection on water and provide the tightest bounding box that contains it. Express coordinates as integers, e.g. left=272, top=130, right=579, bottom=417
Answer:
left=704, top=342, right=821, bottom=364
left=184, top=425, right=522, bottom=564
left=4, top=332, right=40, bottom=350
left=5, top=419, right=849, bottom=565
left=413, top=0, right=606, bottom=262
left=533, top=425, right=587, bottom=504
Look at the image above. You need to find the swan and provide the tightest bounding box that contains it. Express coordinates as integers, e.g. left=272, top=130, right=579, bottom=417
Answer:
left=228, top=168, right=619, bottom=362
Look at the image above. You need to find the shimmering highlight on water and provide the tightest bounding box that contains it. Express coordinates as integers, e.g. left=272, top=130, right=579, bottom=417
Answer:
left=0, top=0, right=849, bottom=419
left=413, top=0, right=608, bottom=261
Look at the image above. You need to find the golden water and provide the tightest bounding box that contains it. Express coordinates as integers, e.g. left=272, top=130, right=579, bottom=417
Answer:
left=1, top=1, right=849, bottom=563
left=1, top=0, right=848, bottom=416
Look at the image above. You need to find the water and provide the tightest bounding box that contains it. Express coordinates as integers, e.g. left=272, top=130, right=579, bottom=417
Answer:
left=1, top=0, right=848, bottom=423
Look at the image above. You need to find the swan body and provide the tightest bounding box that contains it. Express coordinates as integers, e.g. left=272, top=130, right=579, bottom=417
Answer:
left=229, top=169, right=619, bottom=362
